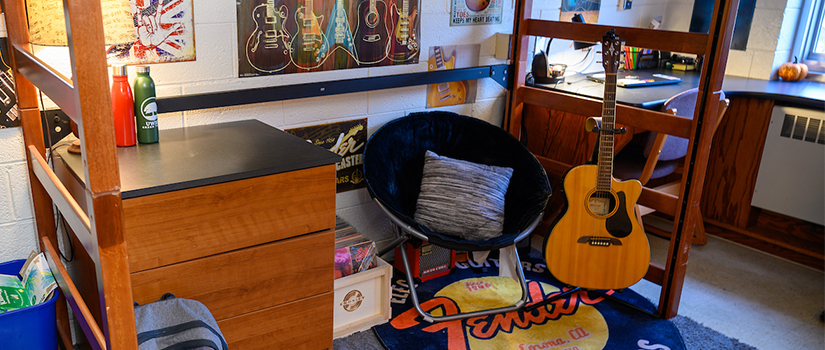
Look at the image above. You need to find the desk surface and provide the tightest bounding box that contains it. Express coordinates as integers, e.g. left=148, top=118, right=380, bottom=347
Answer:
left=56, top=120, right=341, bottom=199
left=531, top=68, right=825, bottom=110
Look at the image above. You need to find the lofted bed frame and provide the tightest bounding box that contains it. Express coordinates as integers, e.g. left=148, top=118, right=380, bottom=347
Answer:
left=1, top=0, right=737, bottom=348
left=3, top=0, right=137, bottom=348
left=506, top=0, right=739, bottom=318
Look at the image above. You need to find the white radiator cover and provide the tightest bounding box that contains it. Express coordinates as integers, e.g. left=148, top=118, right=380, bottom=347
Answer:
left=752, top=106, right=825, bottom=225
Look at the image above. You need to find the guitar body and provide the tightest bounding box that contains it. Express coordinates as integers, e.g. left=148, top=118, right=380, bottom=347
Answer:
left=465, top=0, right=490, bottom=12
left=545, top=165, right=649, bottom=290
left=353, top=0, right=390, bottom=64
left=319, top=0, right=358, bottom=67
left=427, top=81, right=466, bottom=107
left=389, top=0, right=419, bottom=62
left=290, top=4, right=325, bottom=68
left=427, top=52, right=466, bottom=107
left=245, top=1, right=291, bottom=73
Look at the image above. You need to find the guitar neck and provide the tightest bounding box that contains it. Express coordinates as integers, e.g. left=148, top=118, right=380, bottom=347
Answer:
left=597, top=72, right=617, bottom=191
left=434, top=47, right=444, bottom=68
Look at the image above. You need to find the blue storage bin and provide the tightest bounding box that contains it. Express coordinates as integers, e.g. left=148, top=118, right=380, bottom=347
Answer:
left=0, top=259, right=58, bottom=350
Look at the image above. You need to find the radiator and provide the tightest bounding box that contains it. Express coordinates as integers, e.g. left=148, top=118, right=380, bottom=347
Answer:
left=751, top=105, right=824, bottom=225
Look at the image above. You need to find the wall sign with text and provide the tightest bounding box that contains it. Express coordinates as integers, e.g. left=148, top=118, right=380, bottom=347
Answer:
left=286, top=118, right=367, bottom=193
left=451, top=0, right=503, bottom=26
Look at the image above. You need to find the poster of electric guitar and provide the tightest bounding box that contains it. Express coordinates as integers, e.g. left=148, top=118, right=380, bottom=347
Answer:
left=425, top=45, right=478, bottom=108
left=388, top=0, right=419, bottom=63
left=318, top=0, right=358, bottom=69
left=245, top=0, right=293, bottom=73
left=0, top=38, right=19, bottom=129
left=237, top=0, right=420, bottom=77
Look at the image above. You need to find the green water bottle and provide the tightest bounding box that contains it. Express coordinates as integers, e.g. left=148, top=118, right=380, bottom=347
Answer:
left=134, top=65, right=159, bottom=143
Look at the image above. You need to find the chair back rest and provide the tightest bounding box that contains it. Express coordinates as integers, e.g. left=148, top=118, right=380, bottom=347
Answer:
left=364, top=111, right=552, bottom=240
left=644, top=88, right=726, bottom=160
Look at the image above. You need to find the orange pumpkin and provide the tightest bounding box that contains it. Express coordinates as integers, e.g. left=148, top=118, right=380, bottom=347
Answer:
left=778, top=56, right=808, bottom=82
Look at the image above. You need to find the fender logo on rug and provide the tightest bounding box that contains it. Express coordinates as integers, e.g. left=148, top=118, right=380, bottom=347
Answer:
left=390, top=277, right=610, bottom=350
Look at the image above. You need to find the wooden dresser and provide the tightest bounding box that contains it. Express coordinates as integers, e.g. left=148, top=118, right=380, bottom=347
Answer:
left=53, top=120, right=341, bottom=349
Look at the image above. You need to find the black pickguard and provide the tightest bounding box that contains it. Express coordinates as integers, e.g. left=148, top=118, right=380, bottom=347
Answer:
left=605, top=191, right=633, bottom=238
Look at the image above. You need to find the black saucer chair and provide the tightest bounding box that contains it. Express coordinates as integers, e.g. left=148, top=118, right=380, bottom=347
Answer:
left=364, top=111, right=552, bottom=322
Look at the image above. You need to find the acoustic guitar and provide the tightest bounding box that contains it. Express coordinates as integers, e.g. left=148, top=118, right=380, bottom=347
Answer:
left=352, top=0, right=391, bottom=64
left=427, top=46, right=466, bottom=107
left=319, top=0, right=359, bottom=67
left=543, top=30, right=650, bottom=291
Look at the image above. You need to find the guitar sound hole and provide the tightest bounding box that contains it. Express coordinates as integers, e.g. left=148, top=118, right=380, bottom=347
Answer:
left=587, top=190, right=615, bottom=216
left=366, top=12, right=378, bottom=26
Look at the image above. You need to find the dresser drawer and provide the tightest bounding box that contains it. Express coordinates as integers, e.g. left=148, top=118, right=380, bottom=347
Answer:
left=123, top=164, right=336, bottom=272
left=218, top=292, right=333, bottom=350
left=130, top=230, right=334, bottom=320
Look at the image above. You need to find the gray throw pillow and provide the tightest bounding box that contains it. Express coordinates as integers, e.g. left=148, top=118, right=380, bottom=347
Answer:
left=414, top=150, right=513, bottom=241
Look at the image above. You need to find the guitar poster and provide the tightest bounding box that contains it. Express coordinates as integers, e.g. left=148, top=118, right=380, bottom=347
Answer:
left=450, top=0, right=503, bottom=26
left=237, top=0, right=421, bottom=77
left=285, top=118, right=367, bottom=193
left=0, top=38, right=19, bottom=129
left=106, top=0, right=196, bottom=65
left=426, top=44, right=478, bottom=108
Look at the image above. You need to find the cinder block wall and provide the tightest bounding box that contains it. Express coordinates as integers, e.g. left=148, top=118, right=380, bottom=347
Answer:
left=0, top=0, right=515, bottom=262
left=0, top=0, right=806, bottom=263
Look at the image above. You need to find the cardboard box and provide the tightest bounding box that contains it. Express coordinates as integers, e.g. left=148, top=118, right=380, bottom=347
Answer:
left=333, top=257, right=391, bottom=338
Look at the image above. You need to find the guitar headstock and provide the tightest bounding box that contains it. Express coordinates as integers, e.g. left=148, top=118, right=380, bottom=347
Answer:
left=601, top=30, right=622, bottom=74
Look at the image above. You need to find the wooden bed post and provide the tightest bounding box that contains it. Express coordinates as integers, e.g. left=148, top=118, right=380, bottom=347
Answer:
left=2, top=0, right=139, bottom=347
left=659, top=0, right=739, bottom=318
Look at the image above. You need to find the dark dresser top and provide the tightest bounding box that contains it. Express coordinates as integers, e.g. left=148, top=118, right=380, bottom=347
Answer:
left=531, top=68, right=825, bottom=110
left=55, top=120, right=341, bottom=199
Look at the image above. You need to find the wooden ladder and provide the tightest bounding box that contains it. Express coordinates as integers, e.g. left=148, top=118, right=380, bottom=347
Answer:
left=2, top=0, right=138, bottom=348
left=506, top=0, right=739, bottom=318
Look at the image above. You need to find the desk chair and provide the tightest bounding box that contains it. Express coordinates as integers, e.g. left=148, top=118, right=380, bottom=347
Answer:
left=364, top=111, right=552, bottom=322
left=613, top=88, right=729, bottom=245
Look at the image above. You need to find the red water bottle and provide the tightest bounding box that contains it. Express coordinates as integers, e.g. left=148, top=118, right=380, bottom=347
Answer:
left=111, top=64, right=136, bottom=147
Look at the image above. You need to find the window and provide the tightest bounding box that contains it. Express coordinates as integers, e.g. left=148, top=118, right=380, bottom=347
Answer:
left=800, top=0, right=825, bottom=72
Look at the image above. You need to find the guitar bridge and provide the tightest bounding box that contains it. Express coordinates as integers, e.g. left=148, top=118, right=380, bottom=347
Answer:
left=577, top=236, right=622, bottom=247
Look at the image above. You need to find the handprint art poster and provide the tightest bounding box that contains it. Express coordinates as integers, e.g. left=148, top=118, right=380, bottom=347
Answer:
left=107, top=0, right=196, bottom=65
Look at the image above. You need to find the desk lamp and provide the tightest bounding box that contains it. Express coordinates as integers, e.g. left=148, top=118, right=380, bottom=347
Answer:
left=26, top=0, right=136, bottom=154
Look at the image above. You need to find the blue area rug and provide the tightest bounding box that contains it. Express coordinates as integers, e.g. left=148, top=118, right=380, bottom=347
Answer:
left=373, top=257, right=685, bottom=350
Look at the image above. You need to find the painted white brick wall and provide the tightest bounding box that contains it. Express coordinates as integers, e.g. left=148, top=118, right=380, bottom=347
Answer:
left=0, top=0, right=804, bottom=263
left=0, top=0, right=516, bottom=263
left=722, top=0, right=808, bottom=79
left=0, top=127, right=37, bottom=262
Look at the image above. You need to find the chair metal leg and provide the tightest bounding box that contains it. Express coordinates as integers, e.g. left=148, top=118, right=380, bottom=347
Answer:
left=398, top=243, right=530, bottom=323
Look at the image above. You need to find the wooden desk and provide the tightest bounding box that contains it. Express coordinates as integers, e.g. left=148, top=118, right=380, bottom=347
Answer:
left=521, top=69, right=697, bottom=215
left=53, top=120, right=341, bottom=349
left=532, top=67, right=702, bottom=110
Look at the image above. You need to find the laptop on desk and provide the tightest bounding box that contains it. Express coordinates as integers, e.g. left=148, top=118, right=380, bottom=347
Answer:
left=587, top=71, right=683, bottom=88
